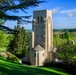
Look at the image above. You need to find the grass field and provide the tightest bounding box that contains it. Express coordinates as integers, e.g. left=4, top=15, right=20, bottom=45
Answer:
left=0, top=58, right=70, bottom=75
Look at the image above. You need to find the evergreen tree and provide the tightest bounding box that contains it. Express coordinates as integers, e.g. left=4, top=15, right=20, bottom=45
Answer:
left=21, top=26, right=30, bottom=57
left=0, top=0, right=44, bottom=22
left=0, top=19, right=5, bottom=25
left=0, top=0, right=45, bottom=31
left=8, top=24, right=30, bottom=58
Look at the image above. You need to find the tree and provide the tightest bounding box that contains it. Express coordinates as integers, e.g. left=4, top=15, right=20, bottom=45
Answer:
left=0, top=0, right=45, bottom=31
left=0, top=30, right=5, bottom=47
left=0, top=19, right=5, bottom=25
left=64, top=30, right=71, bottom=43
left=0, top=0, right=44, bottom=22
left=0, top=18, right=14, bottom=32
left=8, top=24, right=30, bottom=58
left=57, top=43, right=76, bottom=65
left=21, top=27, right=30, bottom=56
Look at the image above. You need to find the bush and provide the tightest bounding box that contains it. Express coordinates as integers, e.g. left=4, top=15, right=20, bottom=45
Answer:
left=22, top=61, right=31, bottom=65
left=0, top=52, right=7, bottom=59
left=7, top=54, right=20, bottom=63
left=44, top=61, right=66, bottom=69
left=67, top=60, right=76, bottom=75
left=44, top=61, right=76, bottom=75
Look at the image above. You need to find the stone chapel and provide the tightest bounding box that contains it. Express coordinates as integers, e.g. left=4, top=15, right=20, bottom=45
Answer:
left=28, top=10, right=55, bottom=66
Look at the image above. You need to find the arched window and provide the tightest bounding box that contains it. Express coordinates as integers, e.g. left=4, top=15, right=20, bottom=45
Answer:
left=37, top=17, right=39, bottom=23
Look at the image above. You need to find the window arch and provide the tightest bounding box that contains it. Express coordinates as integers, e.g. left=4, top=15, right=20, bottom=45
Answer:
left=37, top=16, right=43, bottom=23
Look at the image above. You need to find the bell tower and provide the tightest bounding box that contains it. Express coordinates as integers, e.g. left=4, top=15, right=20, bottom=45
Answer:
left=31, top=10, right=53, bottom=60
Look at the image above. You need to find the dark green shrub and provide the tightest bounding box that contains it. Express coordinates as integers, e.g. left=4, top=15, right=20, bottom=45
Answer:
left=67, top=59, right=76, bottom=75
left=44, top=61, right=76, bottom=75
left=44, top=61, right=66, bottom=69
left=7, top=54, right=20, bottom=63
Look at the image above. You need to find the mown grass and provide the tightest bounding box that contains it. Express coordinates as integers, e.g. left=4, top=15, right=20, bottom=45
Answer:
left=0, top=58, right=71, bottom=75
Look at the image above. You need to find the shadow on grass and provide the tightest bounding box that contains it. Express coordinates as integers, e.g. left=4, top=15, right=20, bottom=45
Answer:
left=0, top=59, right=70, bottom=75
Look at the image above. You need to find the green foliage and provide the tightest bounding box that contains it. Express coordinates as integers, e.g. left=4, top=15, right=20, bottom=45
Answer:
left=57, top=43, right=76, bottom=65
left=0, top=19, right=5, bottom=25
left=0, top=0, right=44, bottom=32
left=7, top=54, right=20, bottom=63
left=8, top=25, right=30, bottom=58
left=5, top=34, right=13, bottom=47
left=53, top=33, right=67, bottom=47
left=53, top=30, right=73, bottom=47
left=64, top=30, right=71, bottom=43
left=0, top=47, right=7, bottom=52
left=0, top=0, right=44, bottom=22
left=0, top=30, right=5, bottom=47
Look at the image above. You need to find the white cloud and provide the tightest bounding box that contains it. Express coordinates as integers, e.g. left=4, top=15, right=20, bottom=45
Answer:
left=60, top=8, right=76, bottom=14
left=67, top=13, right=74, bottom=17
left=51, top=7, right=60, bottom=14
left=60, top=8, right=76, bottom=18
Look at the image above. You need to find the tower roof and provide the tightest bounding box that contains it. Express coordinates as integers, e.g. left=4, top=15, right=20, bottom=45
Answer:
left=33, top=45, right=44, bottom=51
left=33, top=9, right=52, bottom=12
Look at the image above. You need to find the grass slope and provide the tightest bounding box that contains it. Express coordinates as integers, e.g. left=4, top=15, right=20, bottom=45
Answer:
left=0, top=59, right=70, bottom=75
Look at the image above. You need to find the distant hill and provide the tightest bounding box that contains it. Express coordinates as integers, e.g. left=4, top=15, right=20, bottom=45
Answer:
left=26, top=28, right=76, bottom=33
left=53, top=28, right=76, bottom=32
left=1, top=28, right=76, bottom=34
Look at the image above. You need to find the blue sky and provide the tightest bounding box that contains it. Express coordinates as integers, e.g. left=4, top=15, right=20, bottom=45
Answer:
left=4, top=0, right=76, bottom=29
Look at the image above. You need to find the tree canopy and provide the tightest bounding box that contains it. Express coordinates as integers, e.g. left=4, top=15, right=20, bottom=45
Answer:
left=0, top=0, right=45, bottom=23
left=57, top=43, right=76, bottom=65
left=8, top=24, right=30, bottom=58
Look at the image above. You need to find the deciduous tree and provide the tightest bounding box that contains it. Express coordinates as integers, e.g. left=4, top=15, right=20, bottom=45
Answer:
left=57, top=43, right=76, bottom=65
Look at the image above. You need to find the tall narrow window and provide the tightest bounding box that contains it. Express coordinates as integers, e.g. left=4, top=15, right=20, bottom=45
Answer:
left=41, top=35, right=43, bottom=38
left=34, top=53, right=36, bottom=57
left=41, top=16, right=43, bottom=23
left=37, top=35, right=38, bottom=38
left=37, top=17, right=39, bottom=23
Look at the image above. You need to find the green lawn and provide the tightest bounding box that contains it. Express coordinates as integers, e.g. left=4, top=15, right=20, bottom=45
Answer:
left=0, top=58, right=71, bottom=75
